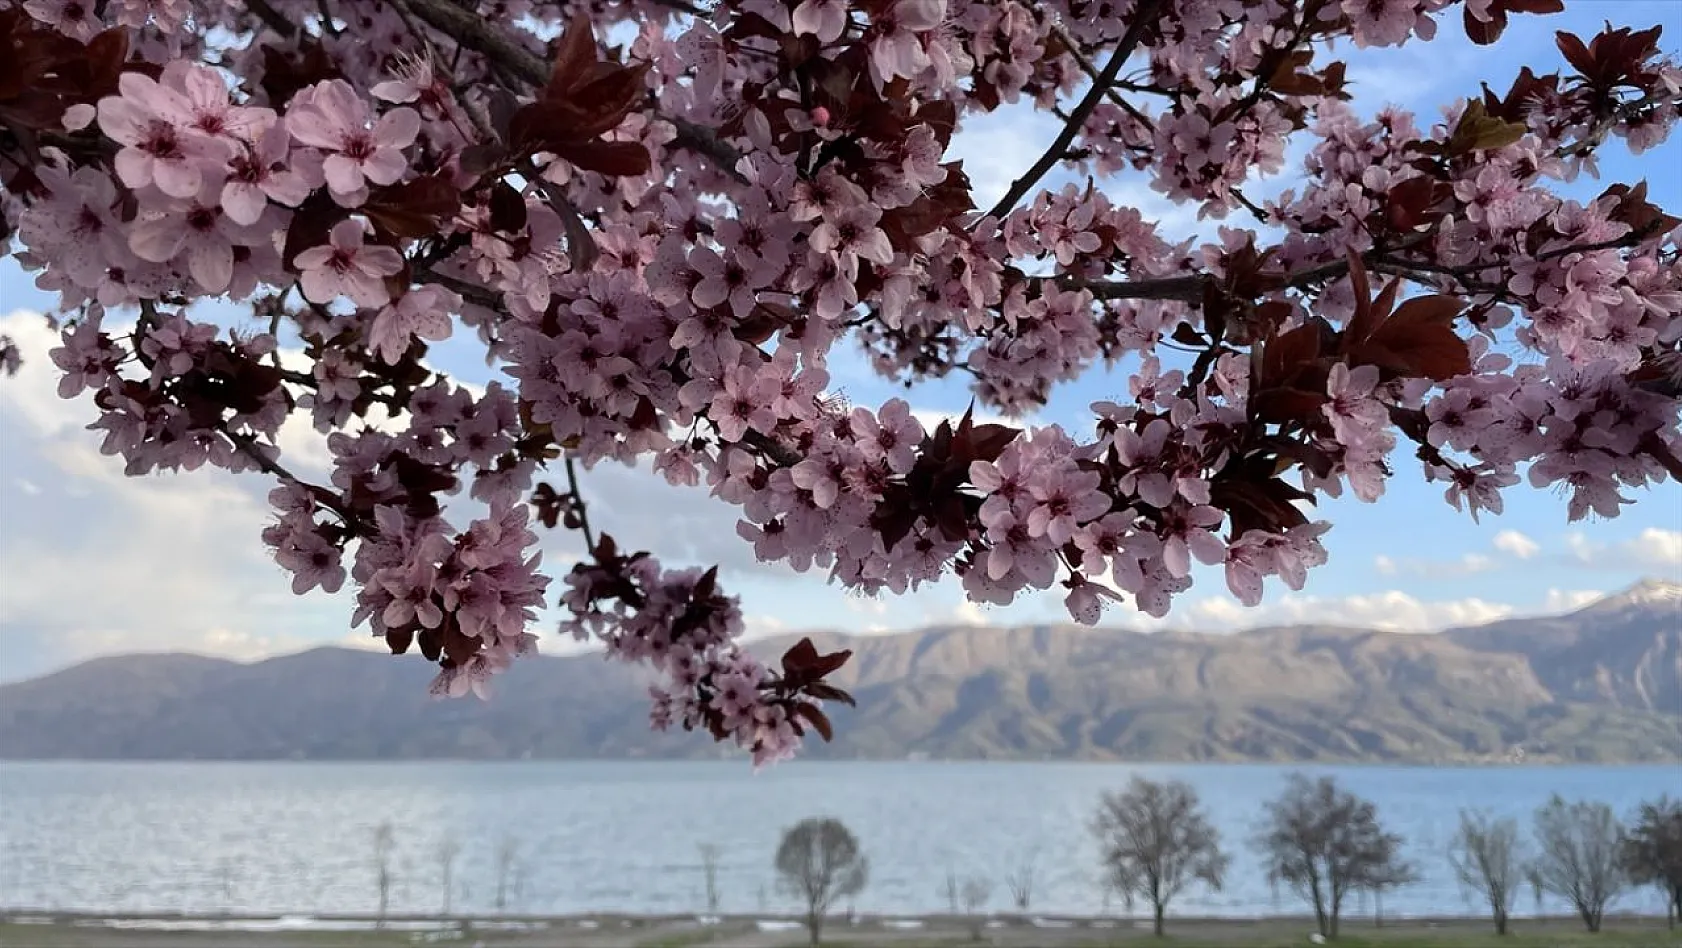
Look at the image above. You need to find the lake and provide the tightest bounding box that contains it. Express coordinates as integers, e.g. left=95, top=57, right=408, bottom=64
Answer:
left=0, top=762, right=1676, bottom=920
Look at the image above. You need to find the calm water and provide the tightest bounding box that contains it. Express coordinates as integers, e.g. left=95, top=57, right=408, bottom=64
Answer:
left=0, top=762, right=1676, bottom=919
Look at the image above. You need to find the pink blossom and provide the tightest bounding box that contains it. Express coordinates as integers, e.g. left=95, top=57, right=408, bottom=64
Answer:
left=369, top=285, right=460, bottom=364
left=294, top=220, right=405, bottom=308
left=97, top=72, right=233, bottom=199
left=286, top=80, right=420, bottom=202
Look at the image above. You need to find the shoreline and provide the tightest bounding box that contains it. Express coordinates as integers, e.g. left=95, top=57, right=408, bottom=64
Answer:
left=5, top=910, right=1678, bottom=948
left=7, top=909, right=1678, bottom=925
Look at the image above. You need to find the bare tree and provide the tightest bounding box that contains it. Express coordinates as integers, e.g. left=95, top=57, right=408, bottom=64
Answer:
left=494, top=836, right=522, bottom=914
left=961, top=876, right=992, bottom=940
left=436, top=834, right=462, bottom=916
left=699, top=843, right=723, bottom=914
left=1530, top=795, right=1626, bottom=932
left=1095, top=777, right=1228, bottom=936
left=372, top=822, right=395, bottom=927
left=1361, top=859, right=1419, bottom=929
left=216, top=856, right=236, bottom=912
left=1254, top=774, right=1410, bottom=940
left=1449, top=810, right=1526, bottom=935
left=1004, top=851, right=1035, bottom=913
left=943, top=867, right=960, bottom=914
left=774, top=817, right=868, bottom=947
left=1621, top=796, right=1682, bottom=929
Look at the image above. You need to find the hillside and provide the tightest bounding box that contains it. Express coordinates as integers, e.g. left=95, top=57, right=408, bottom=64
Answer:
left=1, top=581, right=1678, bottom=763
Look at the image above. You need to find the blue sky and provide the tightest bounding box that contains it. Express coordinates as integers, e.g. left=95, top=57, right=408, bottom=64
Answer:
left=0, top=3, right=1678, bottom=681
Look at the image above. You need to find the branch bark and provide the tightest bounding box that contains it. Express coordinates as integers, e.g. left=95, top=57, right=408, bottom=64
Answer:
left=983, top=1, right=1162, bottom=222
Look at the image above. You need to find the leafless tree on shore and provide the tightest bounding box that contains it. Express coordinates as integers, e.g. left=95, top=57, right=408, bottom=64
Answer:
left=1530, top=795, right=1626, bottom=932
left=1621, top=795, right=1682, bottom=928
left=1096, top=777, right=1228, bottom=936
left=372, top=822, right=395, bottom=928
left=494, top=836, right=523, bottom=914
left=775, top=817, right=868, bottom=947
left=1254, top=774, right=1410, bottom=940
left=699, top=843, right=723, bottom=914
left=1004, top=851, right=1035, bottom=913
left=1449, top=809, right=1526, bottom=935
left=436, top=834, right=462, bottom=916
left=961, top=876, right=992, bottom=940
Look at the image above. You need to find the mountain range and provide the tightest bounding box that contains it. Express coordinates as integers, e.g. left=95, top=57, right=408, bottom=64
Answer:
left=1, top=579, right=1677, bottom=763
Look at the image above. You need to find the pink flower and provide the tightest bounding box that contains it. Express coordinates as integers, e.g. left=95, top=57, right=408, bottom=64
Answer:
left=23, top=0, right=100, bottom=40
left=97, top=72, right=233, bottom=199
left=294, top=220, right=405, bottom=308
left=286, top=80, right=419, bottom=203
left=159, top=61, right=265, bottom=143
left=852, top=399, right=923, bottom=474
left=223, top=119, right=314, bottom=225
left=1025, top=467, right=1110, bottom=545
left=126, top=179, right=270, bottom=295
left=369, top=285, right=460, bottom=364
left=790, top=0, right=847, bottom=42
left=809, top=204, right=893, bottom=280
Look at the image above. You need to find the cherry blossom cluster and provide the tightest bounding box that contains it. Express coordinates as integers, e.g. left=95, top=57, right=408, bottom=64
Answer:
left=3, top=0, right=1678, bottom=762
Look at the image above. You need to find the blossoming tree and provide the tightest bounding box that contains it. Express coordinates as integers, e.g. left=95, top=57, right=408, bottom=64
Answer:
left=1, top=0, right=1677, bottom=765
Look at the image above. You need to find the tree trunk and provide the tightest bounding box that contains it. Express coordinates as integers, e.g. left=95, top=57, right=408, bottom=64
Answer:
left=1493, top=907, right=1508, bottom=936
left=807, top=910, right=823, bottom=947
left=1579, top=905, right=1600, bottom=933
left=1312, top=888, right=1330, bottom=938
left=1152, top=901, right=1165, bottom=937
left=1374, top=889, right=1383, bottom=929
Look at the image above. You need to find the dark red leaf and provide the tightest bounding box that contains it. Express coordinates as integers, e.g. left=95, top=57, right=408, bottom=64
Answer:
left=804, top=683, right=857, bottom=707
left=1554, top=31, right=1595, bottom=78
left=488, top=181, right=527, bottom=233
left=545, top=13, right=599, bottom=100
left=1262, top=322, right=1322, bottom=389
left=792, top=703, right=835, bottom=742
left=459, top=142, right=507, bottom=179
left=1357, top=294, right=1471, bottom=380
left=551, top=139, right=651, bottom=177
left=781, top=638, right=820, bottom=677
left=363, top=175, right=460, bottom=242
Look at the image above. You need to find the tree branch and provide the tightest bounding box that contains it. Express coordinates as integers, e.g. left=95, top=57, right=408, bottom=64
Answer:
left=982, top=0, right=1162, bottom=222
left=241, top=0, right=299, bottom=38
left=564, top=455, right=598, bottom=552
left=403, top=0, right=748, bottom=181
left=404, top=0, right=549, bottom=87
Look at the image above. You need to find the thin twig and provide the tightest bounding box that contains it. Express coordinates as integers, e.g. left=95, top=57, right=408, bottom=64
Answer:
left=982, top=1, right=1162, bottom=222
left=564, top=455, right=597, bottom=553
left=242, top=0, right=299, bottom=38
left=1048, top=21, right=1154, bottom=130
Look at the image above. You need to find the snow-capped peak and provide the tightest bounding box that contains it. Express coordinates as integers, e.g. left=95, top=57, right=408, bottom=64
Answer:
left=1578, top=578, right=1682, bottom=613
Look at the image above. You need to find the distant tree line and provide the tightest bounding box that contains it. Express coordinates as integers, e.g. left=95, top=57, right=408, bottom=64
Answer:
left=1090, top=777, right=1682, bottom=939
left=352, top=788, right=1680, bottom=945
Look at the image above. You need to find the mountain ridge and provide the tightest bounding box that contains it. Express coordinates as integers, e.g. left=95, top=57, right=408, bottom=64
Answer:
left=2, top=580, right=1677, bottom=763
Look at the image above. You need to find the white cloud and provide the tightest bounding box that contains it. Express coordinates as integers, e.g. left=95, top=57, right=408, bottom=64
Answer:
left=1626, top=528, right=1682, bottom=568
left=0, top=310, right=97, bottom=438
left=1180, top=589, right=1516, bottom=632
left=1542, top=588, right=1605, bottom=613
left=1564, top=528, right=1682, bottom=570
left=1374, top=554, right=1397, bottom=575
left=1492, top=529, right=1541, bottom=560
left=14, top=479, right=40, bottom=496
